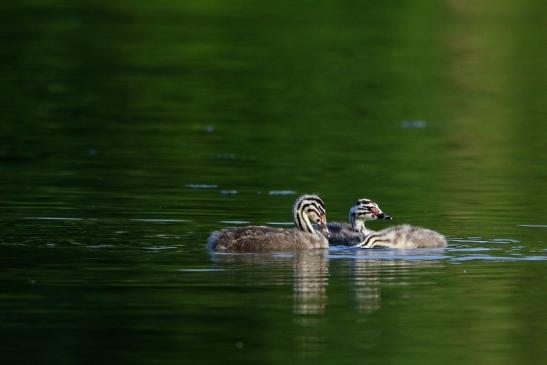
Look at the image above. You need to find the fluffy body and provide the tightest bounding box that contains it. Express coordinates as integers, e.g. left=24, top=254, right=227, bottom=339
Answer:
left=208, top=194, right=329, bottom=252
left=326, top=199, right=383, bottom=245
left=326, top=222, right=364, bottom=245
left=355, top=224, right=447, bottom=249
left=350, top=198, right=447, bottom=249
left=208, top=226, right=328, bottom=251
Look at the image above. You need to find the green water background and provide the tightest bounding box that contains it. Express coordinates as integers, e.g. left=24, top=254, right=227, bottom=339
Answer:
left=1, top=1, right=546, bottom=364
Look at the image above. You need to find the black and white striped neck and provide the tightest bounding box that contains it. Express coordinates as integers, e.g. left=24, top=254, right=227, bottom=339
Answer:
left=293, top=194, right=325, bottom=234
left=350, top=214, right=368, bottom=235
left=349, top=203, right=375, bottom=236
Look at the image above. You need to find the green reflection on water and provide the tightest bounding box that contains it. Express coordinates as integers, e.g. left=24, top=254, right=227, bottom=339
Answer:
left=1, top=0, right=546, bottom=364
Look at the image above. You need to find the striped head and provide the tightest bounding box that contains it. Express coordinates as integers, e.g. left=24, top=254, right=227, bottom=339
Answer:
left=349, top=198, right=392, bottom=232
left=293, top=194, right=330, bottom=238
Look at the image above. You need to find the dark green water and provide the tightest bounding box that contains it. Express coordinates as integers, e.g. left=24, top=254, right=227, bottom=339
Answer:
left=1, top=1, right=546, bottom=364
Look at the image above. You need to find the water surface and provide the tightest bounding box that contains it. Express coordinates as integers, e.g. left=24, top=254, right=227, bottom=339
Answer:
left=1, top=1, right=546, bottom=364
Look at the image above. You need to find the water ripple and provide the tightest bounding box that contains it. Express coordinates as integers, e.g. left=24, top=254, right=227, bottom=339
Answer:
left=185, top=184, right=218, bottom=189
left=25, top=217, right=84, bottom=221
left=268, top=190, right=297, bottom=196
left=130, top=219, right=187, bottom=223
left=220, top=220, right=251, bottom=224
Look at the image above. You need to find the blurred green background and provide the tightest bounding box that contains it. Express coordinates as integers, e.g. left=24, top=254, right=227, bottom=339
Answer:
left=1, top=1, right=546, bottom=364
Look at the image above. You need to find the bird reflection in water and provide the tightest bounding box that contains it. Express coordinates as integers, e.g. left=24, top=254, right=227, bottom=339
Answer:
left=291, top=250, right=329, bottom=360
left=209, top=249, right=329, bottom=315
left=292, top=249, right=329, bottom=315
left=350, top=249, right=444, bottom=313
left=350, top=257, right=382, bottom=314
left=210, top=249, right=443, bottom=315
left=209, top=249, right=442, bottom=358
left=209, top=249, right=329, bottom=358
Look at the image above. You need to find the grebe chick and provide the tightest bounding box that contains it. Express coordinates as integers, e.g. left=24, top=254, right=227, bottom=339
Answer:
left=327, top=200, right=391, bottom=244
left=208, top=195, right=330, bottom=251
left=352, top=199, right=447, bottom=249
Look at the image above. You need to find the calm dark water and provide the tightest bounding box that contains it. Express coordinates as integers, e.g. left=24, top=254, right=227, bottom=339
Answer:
left=1, top=1, right=546, bottom=364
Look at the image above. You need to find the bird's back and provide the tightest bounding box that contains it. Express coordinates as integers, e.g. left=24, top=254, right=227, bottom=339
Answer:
left=327, top=222, right=363, bottom=244
left=372, top=224, right=447, bottom=248
left=208, top=226, right=328, bottom=251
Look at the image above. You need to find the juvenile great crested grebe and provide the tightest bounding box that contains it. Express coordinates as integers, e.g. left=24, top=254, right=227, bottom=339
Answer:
left=352, top=199, right=447, bottom=249
left=327, top=200, right=392, bottom=244
left=208, top=194, right=330, bottom=251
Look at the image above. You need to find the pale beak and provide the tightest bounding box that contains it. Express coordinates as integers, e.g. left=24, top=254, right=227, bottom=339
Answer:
left=319, top=218, right=331, bottom=238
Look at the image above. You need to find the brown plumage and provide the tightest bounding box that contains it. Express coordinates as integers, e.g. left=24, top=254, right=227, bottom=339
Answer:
left=208, top=194, right=330, bottom=251
left=208, top=226, right=328, bottom=251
